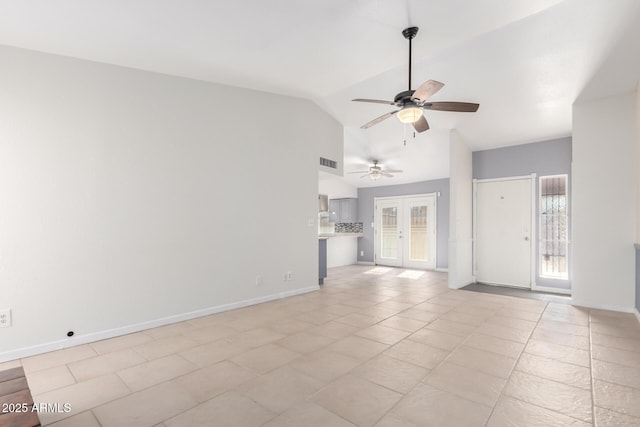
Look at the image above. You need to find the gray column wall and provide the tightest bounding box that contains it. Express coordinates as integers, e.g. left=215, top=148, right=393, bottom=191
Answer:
left=357, top=179, right=450, bottom=269
left=636, top=245, right=640, bottom=312
left=473, top=137, right=572, bottom=291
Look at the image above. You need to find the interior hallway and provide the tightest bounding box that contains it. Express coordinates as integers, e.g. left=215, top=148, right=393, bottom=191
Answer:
left=2, top=265, right=640, bottom=426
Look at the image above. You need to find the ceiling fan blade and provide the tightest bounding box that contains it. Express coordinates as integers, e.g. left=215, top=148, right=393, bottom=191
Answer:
left=361, top=110, right=399, bottom=129
left=352, top=98, right=396, bottom=105
left=423, top=102, right=479, bottom=112
left=412, top=80, right=444, bottom=102
left=413, top=115, right=430, bottom=133
left=348, top=170, right=370, bottom=174
left=381, top=172, right=394, bottom=177
left=384, top=169, right=403, bottom=173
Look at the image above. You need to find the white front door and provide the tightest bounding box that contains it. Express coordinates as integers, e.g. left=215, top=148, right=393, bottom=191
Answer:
left=375, top=195, right=436, bottom=269
left=475, top=177, right=533, bottom=288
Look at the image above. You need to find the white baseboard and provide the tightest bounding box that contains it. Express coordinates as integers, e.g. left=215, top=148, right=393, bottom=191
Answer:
left=570, top=299, right=635, bottom=314
left=532, top=285, right=572, bottom=295
left=635, top=308, right=640, bottom=323
left=449, top=276, right=475, bottom=290
left=0, top=285, right=319, bottom=363
left=435, top=268, right=449, bottom=273
left=357, top=261, right=375, bottom=266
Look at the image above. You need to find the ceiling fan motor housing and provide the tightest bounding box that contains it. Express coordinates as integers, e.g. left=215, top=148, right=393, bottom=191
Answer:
left=394, top=90, right=416, bottom=105
left=402, top=27, right=419, bottom=40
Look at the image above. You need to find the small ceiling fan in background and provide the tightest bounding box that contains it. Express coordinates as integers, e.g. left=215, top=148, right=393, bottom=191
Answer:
left=349, top=160, right=403, bottom=180
left=353, top=27, right=479, bottom=133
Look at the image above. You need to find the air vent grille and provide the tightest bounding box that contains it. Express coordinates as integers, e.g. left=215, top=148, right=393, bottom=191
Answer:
left=320, top=157, right=337, bottom=169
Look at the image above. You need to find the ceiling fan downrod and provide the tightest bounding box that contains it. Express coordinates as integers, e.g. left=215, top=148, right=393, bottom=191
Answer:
left=402, top=27, right=419, bottom=91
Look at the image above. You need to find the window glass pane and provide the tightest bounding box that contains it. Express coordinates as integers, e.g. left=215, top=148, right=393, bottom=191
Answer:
left=381, top=207, right=397, bottom=258
left=410, top=205, right=428, bottom=261
left=540, top=175, right=569, bottom=279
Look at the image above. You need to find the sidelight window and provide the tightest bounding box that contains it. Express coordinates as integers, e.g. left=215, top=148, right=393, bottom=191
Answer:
left=539, top=175, right=569, bottom=279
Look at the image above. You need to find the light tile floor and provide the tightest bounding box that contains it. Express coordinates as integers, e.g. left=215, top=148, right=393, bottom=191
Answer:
left=3, top=265, right=640, bottom=426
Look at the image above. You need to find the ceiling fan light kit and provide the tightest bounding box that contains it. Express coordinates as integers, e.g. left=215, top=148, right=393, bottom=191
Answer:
left=397, top=106, right=423, bottom=124
left=352, top=26, right=479, bottom=133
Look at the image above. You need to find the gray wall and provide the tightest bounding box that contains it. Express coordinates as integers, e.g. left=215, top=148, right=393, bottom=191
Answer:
left=473, top=137, right=572, bottom=290
left=357, top=179, right=449, bottom=269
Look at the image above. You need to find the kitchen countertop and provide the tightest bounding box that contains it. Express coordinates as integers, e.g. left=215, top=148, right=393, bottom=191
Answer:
left=318, top=232, right=363, bottom=239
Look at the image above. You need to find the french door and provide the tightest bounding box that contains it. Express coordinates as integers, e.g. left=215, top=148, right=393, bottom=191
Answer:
left=375, top=194, right=437, bottom=269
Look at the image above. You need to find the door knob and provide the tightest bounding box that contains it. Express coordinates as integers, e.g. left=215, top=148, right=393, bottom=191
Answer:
left=524, top=236, right=529, bottom=241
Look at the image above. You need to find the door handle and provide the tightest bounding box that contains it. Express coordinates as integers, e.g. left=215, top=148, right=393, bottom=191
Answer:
left=524, top=236, right=529, bottom=241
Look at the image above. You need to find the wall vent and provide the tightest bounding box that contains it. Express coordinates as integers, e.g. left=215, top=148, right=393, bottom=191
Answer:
left=320, top=157, right=337, bottom=169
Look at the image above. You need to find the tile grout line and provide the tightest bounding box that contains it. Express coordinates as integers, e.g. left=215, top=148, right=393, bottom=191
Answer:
left=365, top=292, right=526, bottom=425
left=481, top=300, right=548, bottom=426
left=322, top=277, right=453, bottom=426
left=588, top=317, right=640, bottom=423
left=504, top=306, right=598, bottom=424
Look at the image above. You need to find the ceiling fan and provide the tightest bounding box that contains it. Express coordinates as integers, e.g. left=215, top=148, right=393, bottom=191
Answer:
left=349, top=160, right=403, bottom=180
left=353, top=27, right=479, bottom=133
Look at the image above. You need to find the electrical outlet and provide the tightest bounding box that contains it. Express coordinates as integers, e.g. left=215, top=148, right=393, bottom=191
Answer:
left=0, top=308, right=11, bottom=328
left=307, top=219, right=314, bottom=227
left=255, top=275, right=263, bottom=286
left=360, top=251, right=364, bottom=257
left=285, top=271, right=293, bottom=281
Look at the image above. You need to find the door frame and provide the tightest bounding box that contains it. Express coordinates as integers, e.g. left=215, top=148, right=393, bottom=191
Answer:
left=374, top=193, right=437, bottom=270
left=472, top=174, right=536, bottom=288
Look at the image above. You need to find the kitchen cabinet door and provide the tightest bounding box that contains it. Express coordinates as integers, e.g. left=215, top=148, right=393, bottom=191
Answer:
left=329, top=199, right=340, bottom=222
left=329, top=198, right=358, bottom=223
left=340, top=199, right=358, bottom=222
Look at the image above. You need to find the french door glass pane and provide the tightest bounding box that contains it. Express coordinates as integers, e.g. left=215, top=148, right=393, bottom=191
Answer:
left=410, top=205, right=428, bottom=261
left=381, top=207, right=398, bottom=258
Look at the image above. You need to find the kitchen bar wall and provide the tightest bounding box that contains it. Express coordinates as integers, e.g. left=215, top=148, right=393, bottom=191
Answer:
left=357, top=179, right=450, bottom=270
left=0, top=45, right=343, bottom=360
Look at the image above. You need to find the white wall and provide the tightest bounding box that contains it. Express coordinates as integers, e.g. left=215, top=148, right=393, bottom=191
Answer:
left=0, top=45, right=343, bottom=360
left=318, top=173, right=357, bottom=199
left=637, top=85, right=640, bottom=314
left=572, top=90, right=637, bottom=311
left=448, top=131, right=474, bottom=289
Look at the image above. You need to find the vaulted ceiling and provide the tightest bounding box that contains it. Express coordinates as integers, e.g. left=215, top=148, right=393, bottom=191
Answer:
left=1, top=0, right=639, bottom=187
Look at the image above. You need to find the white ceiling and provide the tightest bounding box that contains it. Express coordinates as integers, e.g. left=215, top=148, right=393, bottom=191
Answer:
left=1, top=0, right=639, bottom=188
